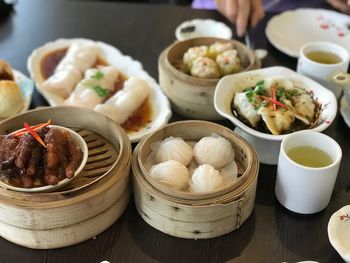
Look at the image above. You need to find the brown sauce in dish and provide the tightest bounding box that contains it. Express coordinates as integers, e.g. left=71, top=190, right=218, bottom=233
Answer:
left=41, top=48, right=68, bottom=80
left=40, top=48, right=153, bottom=130
left=122, top=98, right=153, bottom=132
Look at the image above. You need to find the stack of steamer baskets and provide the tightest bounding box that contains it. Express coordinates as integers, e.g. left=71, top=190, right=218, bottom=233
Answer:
left=0, top=107, right=131, bottom=249
left=132, top=120, right=259, bottom=239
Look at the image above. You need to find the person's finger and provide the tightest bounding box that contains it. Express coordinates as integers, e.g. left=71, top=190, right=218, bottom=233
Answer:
left=223, top=0, right=238, bottom=24
left=236, top=0, right=250, bottom=37
left=250, top=0, right=265, bottom=28
left=327, top=0, right=350, bottom=13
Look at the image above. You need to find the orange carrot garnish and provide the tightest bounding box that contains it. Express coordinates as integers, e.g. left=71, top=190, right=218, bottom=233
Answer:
left=23, top=122, right=47, bottom=148
left=14, top=119, right=51, bottom=137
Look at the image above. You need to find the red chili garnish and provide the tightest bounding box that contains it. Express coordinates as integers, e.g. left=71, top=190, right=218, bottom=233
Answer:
left=14, top=119, right=51, bottom=137
left=259, top=95, right=289, bottom=109
left=271, top=83, right=278, bottom=111
left=23, top=122, right=47, bottom=148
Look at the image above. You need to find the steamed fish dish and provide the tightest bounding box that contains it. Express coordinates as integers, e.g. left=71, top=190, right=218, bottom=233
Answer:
left=39, top=41, right=152, bottom=132
left=232, top=77, right=320, bottom=135
left=181, top=42, right=241, bottom=79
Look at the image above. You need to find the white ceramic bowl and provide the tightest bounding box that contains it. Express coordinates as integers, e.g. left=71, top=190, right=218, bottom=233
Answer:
left=175, top=19, right=232, bottom=41
left=0, top=125, right=88, bottom=193
left=328, top=205, right=350, bottom=262
left=214, top=66, right=337, bottom=164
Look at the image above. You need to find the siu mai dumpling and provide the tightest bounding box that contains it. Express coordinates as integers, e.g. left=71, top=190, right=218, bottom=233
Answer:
left=94, top=77, right=151, bottom=125
left=233, top=92, right=261, bottom=127
left=183, top=45, right=208, bottom=70
left=258, top=107, right=295, bottom=135
left=216, top=50, right=240, bottom=76
left=190, top=57, right=220, bottom=79
left=208, top=42, right=234, bottom=59
left=65, top=66, right=119, bottom=108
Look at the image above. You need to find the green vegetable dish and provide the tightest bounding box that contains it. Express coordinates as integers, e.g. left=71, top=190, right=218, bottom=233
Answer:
left=231, top=77, right=321, bottom=135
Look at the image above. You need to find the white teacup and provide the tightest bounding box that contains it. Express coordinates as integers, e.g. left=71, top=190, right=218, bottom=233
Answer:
left=297, top=41, right=350, bottom=99
left=275, top=131, right=342, bottom=214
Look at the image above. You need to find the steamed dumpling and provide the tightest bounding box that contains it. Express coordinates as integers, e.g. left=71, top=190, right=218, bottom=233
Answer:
left=183, top=45, right=209, bottom=70
left=153, top=137, right=193, bottom=166
left=150, top=160, right=189, bottom=190
left=193, top=134, right=235, bottom=169
left=190, top=57, right=220, bottom=79
left=233, top=92, right=261, bottom=127
left=258, top=107, right=295, bottom=135
left=292, top=92, right=315, bottom=122
left=208, top=42, right=234, bottom=59
left=216, top=50, right=240, bottom=75
left=190, top=164, right=223, bottom=193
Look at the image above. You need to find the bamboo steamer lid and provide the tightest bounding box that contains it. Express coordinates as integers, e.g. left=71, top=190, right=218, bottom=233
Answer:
left=132, top=120, right=259, bottom=239
left=0, top=106, right=132, bottom=249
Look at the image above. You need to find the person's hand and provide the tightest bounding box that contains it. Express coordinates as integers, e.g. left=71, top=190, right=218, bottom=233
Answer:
left=327, top=0, right=350, bottom=13
left=215, top=0, right=264, bottom=37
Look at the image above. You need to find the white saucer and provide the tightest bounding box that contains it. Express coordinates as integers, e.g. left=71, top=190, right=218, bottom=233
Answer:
left=175, top=19, right=232, bottom=41
left=328, top=205, right=350, bottom=262
left=266, top=8, right=350, bottom=57
left=340, top=96, right=350, bottom=127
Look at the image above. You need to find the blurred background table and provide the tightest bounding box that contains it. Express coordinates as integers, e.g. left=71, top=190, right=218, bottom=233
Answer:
left=0, top=0, right=349, bottom=262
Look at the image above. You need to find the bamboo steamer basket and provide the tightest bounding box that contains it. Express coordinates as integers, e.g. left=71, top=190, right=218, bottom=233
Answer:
left=158, top=37, right=261, bottom=120
left=132, top=120, right=259, bottom=239
left=0, top=106, right=132, bottom=249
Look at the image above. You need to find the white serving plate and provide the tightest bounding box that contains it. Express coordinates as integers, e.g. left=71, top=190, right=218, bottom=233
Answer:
left=328, top=205, right=350, bottom=262
left=0, top=125, right=88, bottom=193
left=27, top=38, right=172, bottom=143
left=0, top=70, right=34, bottom=121
left=175, top=19, right=232, bottom=41
left=266, top=8, right=350, bottom=58
left=214, top=66, right=337, bottom=165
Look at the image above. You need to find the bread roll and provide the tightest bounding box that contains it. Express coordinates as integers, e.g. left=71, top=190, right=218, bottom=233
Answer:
left=0, top=80, right=24, bottom=118
left=0, top=60, right=14, bottom=81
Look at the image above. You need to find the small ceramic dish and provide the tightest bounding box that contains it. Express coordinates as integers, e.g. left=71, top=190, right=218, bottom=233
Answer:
left=214, top=66, right=337, bottom=165
left=175, top=19, right=232, bottom=41
left=27, top=38, right=172, bottom=143
left=340, top=96, right=350, bottom=128
left=0, top=125, right=88, bottom=193
left=328, top=205, right=350, bottom=263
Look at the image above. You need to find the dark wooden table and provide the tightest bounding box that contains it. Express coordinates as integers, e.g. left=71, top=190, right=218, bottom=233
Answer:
left=0, top=1, right=349, bottom=262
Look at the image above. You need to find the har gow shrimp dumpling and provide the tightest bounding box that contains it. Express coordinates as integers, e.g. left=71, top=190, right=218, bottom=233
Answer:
left=190, top=164, right=223, bottom=193
left=150, top=160, right=190, bottom=190
left=153, top=136, right=193, bottom=166
left=193, top=134, right=235, bottom=169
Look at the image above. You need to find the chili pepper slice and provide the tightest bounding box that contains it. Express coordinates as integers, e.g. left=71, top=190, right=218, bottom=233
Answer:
left=259, top=95, right=289, bottom=110
left=14, top=119, right=51, bottom=137
left=23, top=122, right=47, bottom=148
